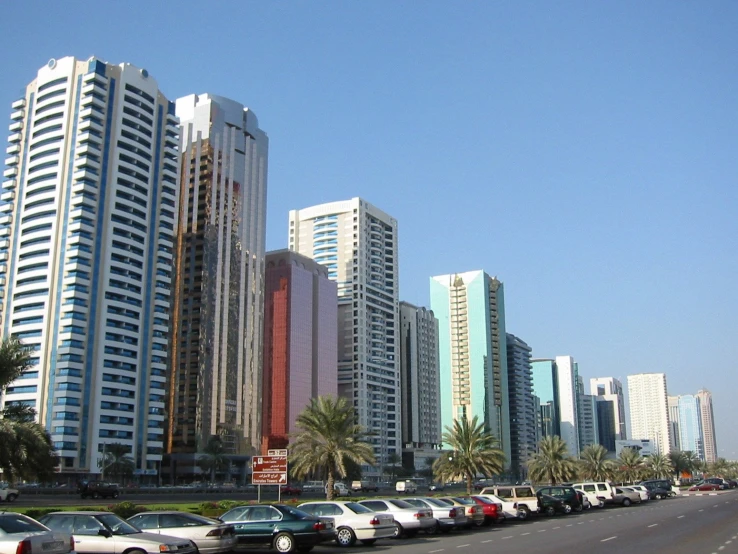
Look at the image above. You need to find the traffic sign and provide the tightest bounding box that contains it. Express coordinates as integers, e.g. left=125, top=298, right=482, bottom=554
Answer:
left=268, top=449, right=288, bottom=457
left=252, top=472, right=287, bottom=484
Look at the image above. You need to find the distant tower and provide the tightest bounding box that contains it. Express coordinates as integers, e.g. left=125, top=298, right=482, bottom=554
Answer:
left=627, top=373, right=672, bottom=455
left=555, top=356, right=580, bottom=457
left=668, top=395, right=681, bottom=451
left=590, top=377, right=627, bottom=440
left=696, top=389, right=717, bottom=463
left=677, top=395, right=704, bottom=459
left=506, top=333, right=537, bottom=479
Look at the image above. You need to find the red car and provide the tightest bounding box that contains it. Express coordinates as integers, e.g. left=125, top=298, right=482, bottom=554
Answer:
left=688, top=482, right=720, bottom=492
left=470, top=495, right=505, bottom=524
left=280, top=484, right=303, bottom=496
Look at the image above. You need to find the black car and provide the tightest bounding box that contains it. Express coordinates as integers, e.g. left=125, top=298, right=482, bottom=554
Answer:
left=537, top=494, right=568, bottom=516
left=536, top=486, right=584, bottom=513
left=77, top=481, right=120, bottom=499
left=639, top=480, right=675, bottom=500
left=220, top=504, right=335, bottom=553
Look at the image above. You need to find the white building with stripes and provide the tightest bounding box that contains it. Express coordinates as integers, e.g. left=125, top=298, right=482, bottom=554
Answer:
left=0, top=56, right=179, bottom=477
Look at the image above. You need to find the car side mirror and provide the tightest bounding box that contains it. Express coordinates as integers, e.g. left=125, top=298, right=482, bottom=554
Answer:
left=98, top=529, right=112, bottom=538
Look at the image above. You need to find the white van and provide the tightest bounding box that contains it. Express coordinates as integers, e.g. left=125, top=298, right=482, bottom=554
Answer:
left=571, top=481, right=616, bottom=504
left=395, top=480, right=418, bottom=494
left=326, top=482, right=352, bottom=497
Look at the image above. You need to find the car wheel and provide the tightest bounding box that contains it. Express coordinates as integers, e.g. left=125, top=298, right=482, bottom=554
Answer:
left=112, top=491, right=119, bottom=499
left=360, top=540, right=376, bottom=546
left=336, top=527, right=356, bottom=547
left=654, top=494, right=662, bottom=500
left=563, top=504, right=572, bottom=514
left=517, top=506, right=530, bottom=520
left=273, top=532, right=296, bottom=554
left=544, top=506, right=555, bottom=517
left=598, top=500, right=605, bottom=508
left=574, top=503, right=583, bottom=513
left=92, top=492, right=100, bottom=499
left=392, top=522, right=404, bottom=539
left=622, top=498, right=631, bottom=507
left=425, top=522, right=441, bottom=535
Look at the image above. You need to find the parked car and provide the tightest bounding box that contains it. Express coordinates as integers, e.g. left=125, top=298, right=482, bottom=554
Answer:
left=479, top=485, right=539, bottom=519
left=403, top=497, right=467, bottom=533
left=127, top=512, right=236, bottom=554
left=350, top=481, right=379, bottom=493
left=613, top=487, right=642, bottom=506
left=280, top=484, right=303, bottom=496
left=428, top=482, right=445, bottom=492
left=474, top=493, right=523, bottom=519
left=39, top=512, right=198, bottom=554
left=395, top=480, right=418, bottom=494
left=647, top=486, right=676, bottom=499
left=704, top=477, right=728, bottom=489
left=624, top=485, right=650, bottom=502
left=571, top=481, right=616, bottom=505
left=298, top=501, right=395, bottom=546
left=468, top=496, right=504, bottom=524
left=639, top=479, right=677, bottom=496
left=535, top=486, right=584, bottom=513
left=357, top=498, right=435, bottom=538
left=0, top=486, right=19, bottom=502
left=219, top=504, right=335, bottom=553
left=0, top=512, right=73, bottom=554
left=537, top=494, right=568, bottom=516
left=77, top=481, right=120, bottom=499
left=688, top=481, right=721, bottom=492
left=435, top=497, right=485, bottom=528
left=301, top=481, right=325, bottom=493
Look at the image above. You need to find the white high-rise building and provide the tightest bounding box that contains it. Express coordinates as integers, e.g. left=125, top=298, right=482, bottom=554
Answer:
left=627, top=373, right=672, bottom=455
left=696, top=389, right=718, bottom=463
left=590, top=377, right=627, bottom=441
left=289, top=198, right=399, bottom=474
left=0, top=57, right=179, bottom=476
left=555, top=355, right=580, bottom=457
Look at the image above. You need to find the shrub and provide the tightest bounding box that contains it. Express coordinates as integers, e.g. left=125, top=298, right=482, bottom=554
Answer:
left=109, top=501, right=149, bottom=518
left=25, top=508, right=56, bottom=520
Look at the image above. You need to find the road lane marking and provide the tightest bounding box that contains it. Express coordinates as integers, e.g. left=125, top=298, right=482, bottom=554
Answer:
left=537, top=530, right=546, bottom=533
left=553, top=526, right=561, bottom=529
left=521, top=533, right=530, bottom=536
left=456, top=545, right=469, bottom=548
left=601, top=536, right=617, bottom=542
left=429, top=550, right=444, bottom=553
left=577, top=522, right=584, bottom=525
left=502, top=536, right=513, bottom=540
left=677, top=515, right=685, bottom=519
left=566, top=524, right=573, bottom=527
left=699, top=509, right=704, bottom=512
left=648, top=524, right=658, bottom=528
left=481, top=540, right=493, bottom=544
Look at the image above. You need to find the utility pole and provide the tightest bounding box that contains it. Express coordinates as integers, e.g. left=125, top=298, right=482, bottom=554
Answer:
left=101, top=443, right=107, bottom=480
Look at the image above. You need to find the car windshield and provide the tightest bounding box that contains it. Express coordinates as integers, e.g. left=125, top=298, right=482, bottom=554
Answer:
left=97, top=514, right=140, bottom=535
left=345, top=503, right=372, bottom=514
left=424, top=498, right=449, bottom=507
left=0, top=514, right=47, bottom=533
left=275, top=506, right=311, bottom=519
left=472, top=496, right=493, bottom=504
left=452, top=497, right=474, bottom=505
left=387, top=499, right=413, bottom=509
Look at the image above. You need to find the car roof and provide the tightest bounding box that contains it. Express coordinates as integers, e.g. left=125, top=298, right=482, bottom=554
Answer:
left=299, top=501, right=351, bottom=505
left=45, top=511, right=111, bottom=515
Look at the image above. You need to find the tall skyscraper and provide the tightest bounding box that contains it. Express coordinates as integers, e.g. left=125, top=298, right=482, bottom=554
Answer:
left=667, top=395, right=681, bottom=451
left=399, top=302, right=441, bottom=467
left=261, top=250, right=338, bottom=451
left=577, top=375, right=599, bottom=451
left=169, top=94, right=268, bottom=460
left=555, top=355, right=580, bottom=457
left=676, top=395, right=703, bottom=459
left=430, top=271, right=511, bottom=465
left=696, top=389, right=717, bottom=463
left=589, top=377, right=627, bottom=441
left=506, top=333, right=537, bottom=479
left=627, top=373, right=672, bottom=455
left=289, top=198, right=399, bottom=474
left=595, top=399, right=617, bottom=451
left=531, top=359, right=560, bottom=440
left=0, top=56, right=178, bottom=476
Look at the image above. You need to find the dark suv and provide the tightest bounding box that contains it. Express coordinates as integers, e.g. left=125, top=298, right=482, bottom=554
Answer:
left=639, top=479, right=675, bottom=499
left=536, top=486, right=584, bottom=513
left=77, top=481, right=120, bottom=499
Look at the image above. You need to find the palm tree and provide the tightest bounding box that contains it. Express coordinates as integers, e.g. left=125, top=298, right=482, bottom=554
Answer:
left=432, top=416, right=506, bottom=494
left=100, top=443, right=135, bottom=480
left=527, top=436, right=577, bottom=485
left=197, top=437, right=229, bottom=482
left=668, top=450, right=688, bottom=482
left=644, top=453, right=673, bottom=479
left=0, top=337, right=58, bottom=482
left=617, top=448, right=645, bottom=484
left=578, top=444, right=616, bottom=481
left=289, top=396, right=375, bottom=500
left=709, top=457, right=730, bottom=478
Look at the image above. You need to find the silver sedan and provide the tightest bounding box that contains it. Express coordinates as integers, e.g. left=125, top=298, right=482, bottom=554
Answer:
left=0, top=513, right=73, bottom=554
left=127, top=512, right=237, bottom=554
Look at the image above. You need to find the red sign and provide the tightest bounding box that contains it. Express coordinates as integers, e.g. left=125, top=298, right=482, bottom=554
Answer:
left=252, top=455, right=288, bottom=485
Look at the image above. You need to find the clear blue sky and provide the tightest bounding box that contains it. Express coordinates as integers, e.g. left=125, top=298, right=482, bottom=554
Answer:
left=3, top=1, right=737, bottom=456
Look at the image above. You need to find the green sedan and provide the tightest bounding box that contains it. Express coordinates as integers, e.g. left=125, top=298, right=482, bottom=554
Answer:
left=220, top=504, right=335, bottom=554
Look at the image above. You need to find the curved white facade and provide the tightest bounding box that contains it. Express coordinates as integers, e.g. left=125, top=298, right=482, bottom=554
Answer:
left=0, top=56, right=179, bottom=476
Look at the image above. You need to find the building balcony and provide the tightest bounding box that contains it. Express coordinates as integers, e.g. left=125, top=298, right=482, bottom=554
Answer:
left=78, top=118, right=103, bottom=134
left=73, top=167, right=99, bottom=183
left=0, top=203, right=13, bottom=215
left=10, top=110, right=24, bottom=121
left=82, top=71, right=108, bottom=85
left=0, top=191, right=14, bottom=203
left=80, top=94, right=106, bottom=111
left=8, top=121, right=22, bottom=133
left=4, top=155, right=19, bottom=167
left=11, top=98, right=25, bottom=110
left=8, top=132, right=21, bottom=144
left=5, top=144, right=20, bottom=156
left=0, top=215, right=12, bottom=226
left=0, top=228, right=9, bottom=238
left=3, top=167, right=18, bottom=179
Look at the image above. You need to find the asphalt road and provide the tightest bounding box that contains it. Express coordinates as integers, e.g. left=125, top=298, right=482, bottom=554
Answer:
left=12, top=489, right=738, bottom=553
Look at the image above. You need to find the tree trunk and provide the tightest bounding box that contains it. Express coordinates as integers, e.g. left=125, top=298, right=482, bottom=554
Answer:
left=466, top=473, right=473, bottom=495
left=326, top=471, right=335, bottom=500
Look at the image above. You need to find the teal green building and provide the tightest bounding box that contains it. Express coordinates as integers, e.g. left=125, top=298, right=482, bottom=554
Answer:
left=430, top=271, right=511, bottom=467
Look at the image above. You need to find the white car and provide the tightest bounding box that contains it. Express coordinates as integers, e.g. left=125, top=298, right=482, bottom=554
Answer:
left=0, top=488, right=19, bottom=502
left=0, top=513, right=73, bottom=554
left=358, top=498, right=436, bottom=538
left=577, top=489, right=605, bottom=508
left=404, top=497, right=468, bottom=532
left=474, top=493, right=522, bottom=519
left=622, top=486, right=649, bottom=502
left=298, top=501, right=395, bottom=547
left=127, top=511, right=237, bottom=554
